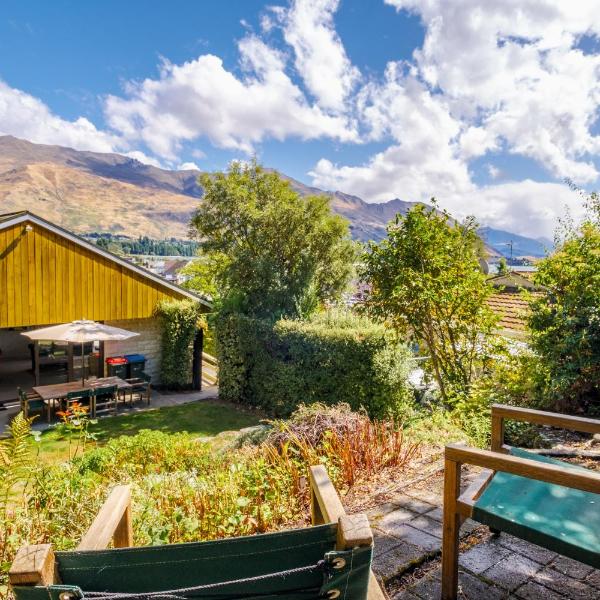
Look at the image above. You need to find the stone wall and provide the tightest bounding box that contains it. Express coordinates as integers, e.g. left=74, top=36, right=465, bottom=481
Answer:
left=104, top=317, right=162, bottom=383
left=0, top=328, right=33, bottom=359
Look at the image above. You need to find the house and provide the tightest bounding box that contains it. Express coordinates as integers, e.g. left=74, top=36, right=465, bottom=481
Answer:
left=0, top=211, right=211, bottom=400
left=486, top=271, right=543, bottom=339
left=162, top=258, right=193, bottom=285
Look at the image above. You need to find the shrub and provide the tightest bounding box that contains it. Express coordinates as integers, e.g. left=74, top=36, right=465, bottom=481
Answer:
left=265, top=403, right=420, bottom=487
left=454, top=349, right=549, bottom=448
left=360, top=203, right=499, bottom=404
left=529, top=216, right=600, bottom=412
left=0, top=404, right=419, bottom=593
left=216, top=311, right=415, bottom=418
left=155, top=299, right=206, bottom=389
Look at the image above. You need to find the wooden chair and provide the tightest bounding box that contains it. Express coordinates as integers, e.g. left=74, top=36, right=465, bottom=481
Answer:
left=18, top=388, right=47, bottom=422
left=92, top=385, right=118, bottom=417
left=124, top=372, right=151, bottom=407
left=64, top=389, right=93, bottom=419
left=442, top=403, right=600, bottom=600
left=9, top=465, right=387, bottom=600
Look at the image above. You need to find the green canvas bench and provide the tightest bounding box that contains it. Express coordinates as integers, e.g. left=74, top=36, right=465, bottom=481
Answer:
left=442, top=403, right=600, bottom=600
left=9, top=466, right=386, bottom=600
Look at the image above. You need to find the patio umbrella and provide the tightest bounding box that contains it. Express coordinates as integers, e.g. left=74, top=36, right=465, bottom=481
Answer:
left=23, top=320, right=139, bottom=384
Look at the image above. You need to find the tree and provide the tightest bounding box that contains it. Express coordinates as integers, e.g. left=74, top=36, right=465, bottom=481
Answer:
left=190, top=161, right=355, bottom=318
left=360, top=203, right=499, bottom=403
left=528, top=192, right=600, bottom=411
left=497, top=257, right=509, bottom=275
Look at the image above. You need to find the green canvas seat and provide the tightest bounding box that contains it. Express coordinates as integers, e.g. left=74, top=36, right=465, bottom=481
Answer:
left=12, top=524, right=372, bottom=600
left=472, top=447, right=600, bottom=568
left=10, top=467, right=384, bottom=600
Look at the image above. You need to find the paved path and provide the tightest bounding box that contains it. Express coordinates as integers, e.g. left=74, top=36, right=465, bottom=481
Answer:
left=368, top=477, right=600, bottom=599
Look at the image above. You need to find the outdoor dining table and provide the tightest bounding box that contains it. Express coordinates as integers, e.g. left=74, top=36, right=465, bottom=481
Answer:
left=32, top=376, right=132, bottom=409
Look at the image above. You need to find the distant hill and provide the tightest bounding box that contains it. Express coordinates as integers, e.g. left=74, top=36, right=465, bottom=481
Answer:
left=0, top=135, right=543, bottom=255
left=479, top=226, right=552, bottom=258
left=0, top=135, right=420, bottom=241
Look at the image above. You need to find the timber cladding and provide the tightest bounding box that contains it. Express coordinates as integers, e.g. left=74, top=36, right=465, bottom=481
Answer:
left=0, top=221, right=191, bottom=328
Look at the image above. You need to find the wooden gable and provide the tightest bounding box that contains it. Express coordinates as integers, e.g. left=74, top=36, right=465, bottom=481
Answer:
left=0, top=215, right=207, bottom=328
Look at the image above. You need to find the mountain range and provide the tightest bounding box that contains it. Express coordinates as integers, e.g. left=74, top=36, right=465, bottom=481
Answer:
left=0, top=135, right=548, bottom=257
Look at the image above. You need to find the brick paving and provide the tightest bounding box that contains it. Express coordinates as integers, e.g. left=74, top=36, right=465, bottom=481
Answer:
left=369, top=484, right=600, bottom=599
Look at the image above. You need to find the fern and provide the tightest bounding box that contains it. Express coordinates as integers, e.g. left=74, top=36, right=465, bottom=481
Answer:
left=0, top=411, right=35, bottom=513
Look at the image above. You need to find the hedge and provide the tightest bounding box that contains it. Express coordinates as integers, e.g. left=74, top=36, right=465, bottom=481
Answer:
left=155, top=299, right=206, bottom=389
left=215, top=311, right=414, bottom=418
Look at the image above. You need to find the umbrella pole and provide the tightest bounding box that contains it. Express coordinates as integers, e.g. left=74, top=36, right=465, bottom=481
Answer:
left=81, top=341, right=85, bottom=386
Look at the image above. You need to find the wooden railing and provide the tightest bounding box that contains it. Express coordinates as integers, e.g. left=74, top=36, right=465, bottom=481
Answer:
left=202, top=352, right=218, bottom=386
left=310, top=465, right=388, bottom=600
left=9, top=485, right=132, bottom=587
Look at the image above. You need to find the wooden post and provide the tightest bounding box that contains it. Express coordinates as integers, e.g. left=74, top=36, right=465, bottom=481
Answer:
left=441, top=456, right=461, bottom=600
left=308, top=466, right=387, bottom=600
left=336, top=514, right=372, bottom=550
left=491, top=413, right=505, bottom=453
left=309, top=465, right=345, bottom=524
left=67, top=343, right=74, bottom=381
left=77, top=485, right=133, bottom=550
left=9, top=544, right=58, bottom=587
left=34, top=341, right=40, bottom=386
left=113, top=500, right=133, bottom=548
left=192, top=328, right=203, bottom=391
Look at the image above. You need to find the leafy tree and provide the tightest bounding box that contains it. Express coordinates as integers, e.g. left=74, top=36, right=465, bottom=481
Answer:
left=180, top=253, right=229, bottom=300
left=360, top=203, right=499, bottom=403
left=190, top=161, right=355, bottom=318
left=528, top=192, right=600, bottom=412
left=497, top=257, right=509, bottom=275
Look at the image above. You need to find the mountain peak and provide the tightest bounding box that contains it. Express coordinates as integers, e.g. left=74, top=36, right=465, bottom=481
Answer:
left=0, top=136, right=548, bottom=253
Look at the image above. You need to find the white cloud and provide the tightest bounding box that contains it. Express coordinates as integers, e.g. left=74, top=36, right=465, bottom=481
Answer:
left=178, top=161, right=200, bottom=171
left=312, top=59, right=472, bottom=203
left=384, top=0, right=600, bottom=184
left=1, top=0, right=598, bottom=241
left=0, top=80, right=120, bottom=153
left=104, top=35, right=358, bottom=159
left=272, top=0, right=360, bottom=111
left=442, top=179, right=585, bottom=239
left=123, top=150, right=164, bottom=168
left=309, top=0, right=600, bottom=238
left=312, top=65, right=473, bottom=202
left=487, top=164, right=501, bottom=179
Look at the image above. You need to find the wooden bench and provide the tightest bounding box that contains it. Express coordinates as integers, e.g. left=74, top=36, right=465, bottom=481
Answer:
left=10, top=465, right=387, bottom=600
left=442, top=403, right=600, bottom=600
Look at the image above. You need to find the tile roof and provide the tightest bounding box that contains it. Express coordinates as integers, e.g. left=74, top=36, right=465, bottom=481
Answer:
left=487, top=292, right=532, bottom=332
left=487, top=271, right=541, bottom=291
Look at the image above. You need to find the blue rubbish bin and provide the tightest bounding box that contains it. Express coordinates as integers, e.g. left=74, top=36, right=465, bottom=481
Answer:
left=124, top=353, right=146, bottom=378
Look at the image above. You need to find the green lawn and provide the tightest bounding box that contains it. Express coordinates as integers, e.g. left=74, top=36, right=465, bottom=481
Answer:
left=36, top=400, right=263, bottom=463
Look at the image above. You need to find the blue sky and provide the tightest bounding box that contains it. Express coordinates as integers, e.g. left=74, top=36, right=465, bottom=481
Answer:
left=0, top=0, right=599, bottom=238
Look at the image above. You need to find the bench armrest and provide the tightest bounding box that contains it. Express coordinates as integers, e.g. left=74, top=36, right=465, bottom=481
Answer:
left=309, top=465, right=387, bottom=600
left=446, top=443, right=600, bottom=495
left=77, top=484, right=133, bottom=550
left=490, top=404, right=600, bottom=452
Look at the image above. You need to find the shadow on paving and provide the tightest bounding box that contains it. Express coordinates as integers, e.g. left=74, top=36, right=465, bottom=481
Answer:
left=369, top=481, right=600, bottom=599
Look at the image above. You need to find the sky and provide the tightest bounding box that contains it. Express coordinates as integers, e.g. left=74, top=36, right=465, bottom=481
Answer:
left=0, top=0, right=599, bottom=239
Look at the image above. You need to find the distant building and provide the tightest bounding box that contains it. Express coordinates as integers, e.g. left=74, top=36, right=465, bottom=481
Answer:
left=486, top=271, right=544, bottom=339
left=162, top=259, right=193, bottom=285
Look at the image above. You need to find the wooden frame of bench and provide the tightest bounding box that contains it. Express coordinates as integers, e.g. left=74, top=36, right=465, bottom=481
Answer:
left=441, top=403, right=600, bottom=600
left=10, top=466, right=387, bottom=599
